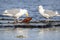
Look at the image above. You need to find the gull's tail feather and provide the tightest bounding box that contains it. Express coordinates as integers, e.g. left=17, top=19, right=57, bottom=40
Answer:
left=56, top=11, right=60, bottom=16
left=56, top=14, right=60, bottom=16
left=56, top=11, right=58, bottom=14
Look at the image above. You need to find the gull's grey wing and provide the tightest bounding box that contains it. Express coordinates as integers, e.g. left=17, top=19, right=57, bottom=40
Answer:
left=44, top=10, right=57, bottom=17
left=6, top=9, right=20, bottom=15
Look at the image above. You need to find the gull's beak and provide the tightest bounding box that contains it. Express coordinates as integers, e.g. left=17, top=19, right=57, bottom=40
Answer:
left=26, top=12, right=29, bottom=17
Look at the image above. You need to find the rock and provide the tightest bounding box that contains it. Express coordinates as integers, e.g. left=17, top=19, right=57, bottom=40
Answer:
left=22, top=17, right=32, bottom=23
left=16, top=35, right=27, bottom=38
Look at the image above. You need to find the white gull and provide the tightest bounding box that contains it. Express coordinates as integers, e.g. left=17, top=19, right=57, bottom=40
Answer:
left=39, top=5, right=60, bottom=21
left=3, top=8, right=29, bottom=23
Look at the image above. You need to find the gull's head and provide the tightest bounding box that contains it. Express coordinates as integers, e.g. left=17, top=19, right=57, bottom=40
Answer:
left=23, top=9, right=29, bottom=17
left=39, top=5, right=43, bottom=9
left=39, top=5, right=44, bottom=13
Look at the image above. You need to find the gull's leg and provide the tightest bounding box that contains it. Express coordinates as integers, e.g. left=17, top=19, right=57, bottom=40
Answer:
left=14, top=18, right=17, bottom=23
left=14, top=17, right=18, bottom=24
left=17, top=18, right=20, bottom=23
left=16, top=19, right=18, bottom=23
left=47, top=18, right=50, bottom=22
left=45, top=18, right=49, bottom=23
left=14, top=18, right=16, bottom=24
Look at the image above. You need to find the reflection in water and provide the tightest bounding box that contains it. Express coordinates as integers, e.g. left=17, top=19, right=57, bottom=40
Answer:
left=38, top=27, right=60, bottom=40
left=0, top=27, right=60, bottom=40
left=15, top=28, right=29, bottom=38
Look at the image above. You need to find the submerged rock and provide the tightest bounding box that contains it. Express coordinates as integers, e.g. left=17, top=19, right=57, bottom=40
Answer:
left=16, top=35, right=27, bottom=38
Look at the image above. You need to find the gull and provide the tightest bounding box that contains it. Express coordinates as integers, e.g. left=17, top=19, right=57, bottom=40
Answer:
left=38, top=5, right=60, bottom=21
left=3, top=8, right=29, bottom=23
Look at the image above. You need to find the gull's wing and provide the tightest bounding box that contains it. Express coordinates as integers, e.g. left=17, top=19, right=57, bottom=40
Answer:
left=5, top=9, right=20, bottom=15
left=3, top=9, right=21, bottom=17
left=3, top=13, right=13, bottom=16
left=44, top=10, right=57, bottom=17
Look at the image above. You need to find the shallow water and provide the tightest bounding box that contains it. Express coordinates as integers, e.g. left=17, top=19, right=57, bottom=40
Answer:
left=0, top=27, right=60, bottom=40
